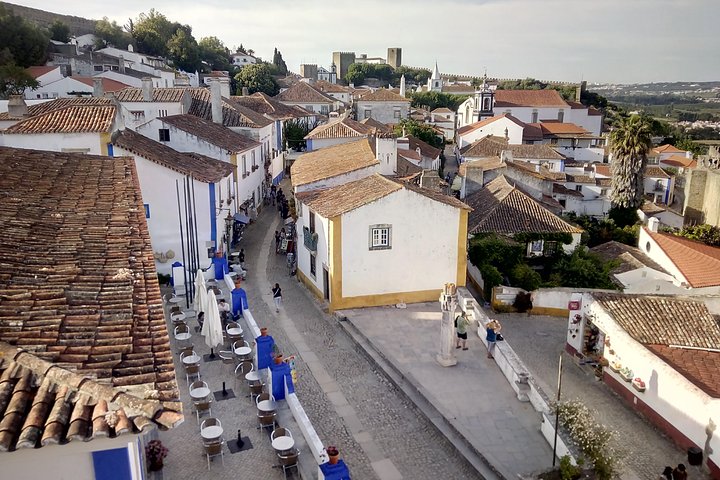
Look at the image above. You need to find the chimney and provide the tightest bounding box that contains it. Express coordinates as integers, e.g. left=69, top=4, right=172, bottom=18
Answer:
left=118, top=54, right=125, bottom=74
left=648, top=216, right=660, bottom=233
left=181, top=90, right=192, bottom=114
left=218, top=77, right=231, bottom=98
left=241, top=86, right=249, bottom=97
left=141, top=77, right=153, bottom=102
left=419, top=169, right=441, bottom=191
left=463, top=165, right=484, bottom=199
left=93, top=77, right=104, bottom=97
left=7, top=95, right=28, bottom=118
left=210, top=79, right=223, bottom=124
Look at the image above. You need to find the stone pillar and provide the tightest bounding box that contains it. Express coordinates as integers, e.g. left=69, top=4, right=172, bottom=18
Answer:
left=436, top=283, right=458, bottom=367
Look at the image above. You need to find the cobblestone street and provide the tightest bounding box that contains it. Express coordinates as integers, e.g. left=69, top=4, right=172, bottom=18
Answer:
left=237, top=187, right=482, bottom=479
left=494, top=313, right=711, bottom=479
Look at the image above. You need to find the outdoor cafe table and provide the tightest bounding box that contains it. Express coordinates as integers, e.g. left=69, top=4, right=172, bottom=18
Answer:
left=171, top=312, right=186, bottom=323
left=271, top=436, right=294, bottom=453
left=257, top=399, right=276, bottom=413
left=168, top=297, right=183, bottom=304
left=234, top=346, right=252, bottom=358
left=245, top=370, right=261, bottom=383
left=190, top=387, right=211, bottom=401
left=174, top=330, right=191, bottom=342
left=227, top=326, right=243, bottom=337
left=201, top=425, right=223, bottom=442
left=182, top=354, right=200, bottom=365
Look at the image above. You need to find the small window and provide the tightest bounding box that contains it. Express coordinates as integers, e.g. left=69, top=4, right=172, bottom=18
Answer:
left=558, top=110, right=565, bottom=122
left=242, top=155, right=247, bottom=176
left=544, top=241, right=558, bottom=255
left=309, top=212, right=316, bottom=234
left=600, top=188, right=608, bottom=196
left=93, top=65, right=103, bottom=72
left=482, top=97, right=491, bottom=111
left=310, top=253, right=317, bottom=277
left=144, top=204, right=151, bottom=218
left=251, top=150, right=256, bottom=167
left=550, top=138, right=558, bottom=145
left=306, top=105, right=313, bottom=111
left=558, top=199, right=566, bottom=208
left=531, top=240, right=544, bottom=253
left=369, top=224, right=391, bottom=250
left=131, top=111, right=145, bottom=121
left=321, top=105, right=329, bottom=115
left=158, top=129, right=170, bottom=142
left=393, top=109, right=401, bottom=119
left=575, top=185, right=583, bottom=192
left=531, top=110, right=538, bottom=123
left=364, top=109, right=371, bottom=119
left=158, top=109, right=168, bottom=117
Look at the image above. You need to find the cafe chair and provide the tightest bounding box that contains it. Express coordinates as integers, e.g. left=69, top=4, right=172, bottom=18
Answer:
left=185, top=363, right=201, bottom=383
left=203, top=439, right=225, bottom=470
left=257, top=410, right=277, bottom=431
left=218, top=350, right=235, bottom=373
left=189, top=380, right=209, bottom=395
left=271, top=427, right=293, bottom=442
left=235, top=361, right=253, bottom=391
left=277, top=449, right=299, bottom=479
left=174, top=323, right=191, bottom=344
left=255, top=392, right=276, bottom=406
left=178, top=344, right=194, bottom=357
left=200, top=417, right=222, bottom=433
left=249, top=382, right=265, bottom=402
left=194, top=398, right=213, bottom=424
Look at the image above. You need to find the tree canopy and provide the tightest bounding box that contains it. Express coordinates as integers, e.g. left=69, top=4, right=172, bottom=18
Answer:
left=392, top=66, right=431, bottom=85
left=234, top=63, right=278, bottom=96
left=198, top=36, right=232, bottom=71
left=609, top=114, right=653, bottom=209
left=409, top=91, right=468, bottom=111
left=675, top=224, right=720, bottom=247
left=48, top=20, right=71, bottom=43
left=0, top=5, right=49, bottom=67
left=166, top=27, right=200, bottom=72
left=345, top=63, right=394, bottom=85
left=95, top=17, right=134, bottom=49
left=272, top=48, right=287, bottom=76
left=392, top=119, right=444, bottom=149
left=0, top=63, right=39, bottom=99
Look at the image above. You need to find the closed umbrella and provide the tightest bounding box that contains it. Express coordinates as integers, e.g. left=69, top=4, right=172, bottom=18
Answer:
left=193, top=270, right=206, bottom=312
left=202, top=290, right=224, bottom=358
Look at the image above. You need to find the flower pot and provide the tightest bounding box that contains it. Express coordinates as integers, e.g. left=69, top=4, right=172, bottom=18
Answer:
left=260, top=328, right=268, bottom=337
left=274, top=354, right=284, bottom=365
left=149, top=459, right=164, bottom=471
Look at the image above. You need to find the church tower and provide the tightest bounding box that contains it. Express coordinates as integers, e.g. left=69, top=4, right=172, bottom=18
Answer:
left=427, top=62, right=442, bottom=92
left=474, top=72, right=494, bottom=120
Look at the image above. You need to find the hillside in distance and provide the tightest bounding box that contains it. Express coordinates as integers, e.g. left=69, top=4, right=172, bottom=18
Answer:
left=1, top=1, right=97, bottom=36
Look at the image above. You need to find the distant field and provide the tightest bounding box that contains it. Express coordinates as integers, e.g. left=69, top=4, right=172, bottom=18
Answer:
left=611, top=101, right=720, bottom=121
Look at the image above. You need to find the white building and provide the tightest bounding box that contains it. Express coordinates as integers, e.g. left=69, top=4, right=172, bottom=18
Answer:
left=113, top=129, right=236, bottom=273
left=304, top=116, right=372, bottom=152
left=644, top=165, right=675, bottom=205
left=355, top=89, right=410, bottom=125
left=25, top=75, right=130, bottom=100
left=135, top=114, right=265, bottom=213
left=565, top=292, right=720, bottom=477
left=294, top=173, right=470, bottom=310
left=231, top=53, right=258, bottom=68
left=275, top=82, right=340, bottom=115
left=456, top=114, right=525, bottom=148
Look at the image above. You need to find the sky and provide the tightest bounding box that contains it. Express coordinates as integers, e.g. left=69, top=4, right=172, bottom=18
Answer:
left=9, top=0, right=719, bottom=84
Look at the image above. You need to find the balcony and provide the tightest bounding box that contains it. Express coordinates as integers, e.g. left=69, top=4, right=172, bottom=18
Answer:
left=303, top=227, right=318, bottom=252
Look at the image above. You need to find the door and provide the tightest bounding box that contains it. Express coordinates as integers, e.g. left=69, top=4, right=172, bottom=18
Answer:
left=323, top=267, right=330, bottom=301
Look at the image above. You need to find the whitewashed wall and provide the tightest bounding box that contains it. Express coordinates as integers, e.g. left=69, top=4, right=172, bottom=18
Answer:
left=356, top=101, right=409, bottom=125
left=296, top=203, right=330, bottom=296
left=0, top=132, right=105, bottom=154
left=566, top=109, right=603, bottom=136
left=119, top=101, right=185, bottom=130
left=306, top=136, right=358, bottom=152
left=457, top=117, right=524, bottom=147
left=294, top=164, right=379, bottom=193
left=340, top=189, right=461, bottom=297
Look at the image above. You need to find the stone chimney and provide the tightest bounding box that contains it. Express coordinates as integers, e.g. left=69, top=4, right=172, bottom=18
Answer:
left=118, top=55, right=125, bottom=74
left=399, top=74, right=406, bottom=97
left=500, top=150, right=513, bottom=163
left=210, top=79, right=223, bottom=125
left=420, top=169, right=441, bottom=191
left=141, top=77, right=153, bottom=102
left=93, top=77, right=104, bottom=97
left=181, top=90, right=192, bottom=114
left=241, top=87, right=249, bottom=96
left=7, top=95, right=28, bottom=118
left=648, top=216, right=660, bottom=232
left=462, top=165, right=484, bottom=199
left=217, top=77, right=231, bottom=98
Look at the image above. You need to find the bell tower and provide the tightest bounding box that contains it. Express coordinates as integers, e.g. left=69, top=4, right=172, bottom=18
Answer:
left=474, top=71, right=494, bottom=119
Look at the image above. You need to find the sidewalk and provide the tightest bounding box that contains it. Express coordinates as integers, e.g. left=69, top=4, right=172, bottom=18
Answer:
left=339, top=303, right=553, bottom=480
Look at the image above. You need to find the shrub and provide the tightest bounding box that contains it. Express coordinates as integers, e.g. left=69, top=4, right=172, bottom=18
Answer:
left=513, top=291, right=533, bottom=313
left=509, top=263, right=542, bottom=291
left=479, top=264, right=502, bottom=300
left=559, top=455, right=582, bottom=480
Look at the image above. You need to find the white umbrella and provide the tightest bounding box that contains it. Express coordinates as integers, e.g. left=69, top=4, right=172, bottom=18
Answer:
left=193, top=270, right=206, bottom=312
left=201, top=290, right=224, bottom=355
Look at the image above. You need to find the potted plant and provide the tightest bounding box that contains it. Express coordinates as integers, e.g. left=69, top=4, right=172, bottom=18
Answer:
left=145, top=439, right=168, bottom=471
left=619, top=367, right=634, bottom=382
left=326, top=445, right=339, bottom=465
left=272, top=343, right=283, bottom=364
left=632, top=377, right=646, bottom=392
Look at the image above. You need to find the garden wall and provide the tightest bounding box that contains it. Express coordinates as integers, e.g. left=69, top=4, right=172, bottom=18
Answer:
left=491, top=286, right=616, bottom=317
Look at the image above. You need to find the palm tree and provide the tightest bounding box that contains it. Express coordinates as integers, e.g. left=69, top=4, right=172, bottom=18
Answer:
left=609, top=114, right=653, bottom=209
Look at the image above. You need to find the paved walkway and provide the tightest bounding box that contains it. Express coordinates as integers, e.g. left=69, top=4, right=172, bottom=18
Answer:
left=340, top=303, right=553, bottom=479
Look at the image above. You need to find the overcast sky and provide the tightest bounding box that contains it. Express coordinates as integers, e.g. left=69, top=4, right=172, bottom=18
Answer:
left=10, top=0, right=719, bottom=84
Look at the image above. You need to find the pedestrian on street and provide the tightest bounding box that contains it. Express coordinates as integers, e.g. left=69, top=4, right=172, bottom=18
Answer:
left=485, top=319, right=501, bottom=359
left=218, top=298, right=230, bottom=326
left=272, top=283, right=282, bottom=313
left=660, top=466, right=673, bottom=480
left=455, top=310, right=470, bottom=350
left=672, top=464, right=687, bottom=480
left=274, top=230, right=281, bottom=254
left=238, top=248, right=245, bottom=267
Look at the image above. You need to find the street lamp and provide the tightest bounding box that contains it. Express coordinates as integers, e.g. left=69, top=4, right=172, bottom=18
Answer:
left=224, top=212, right=233, bottom=257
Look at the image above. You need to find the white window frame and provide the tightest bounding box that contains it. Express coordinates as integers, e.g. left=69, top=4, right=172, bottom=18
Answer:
left=369, top=224, right=392, bottom=250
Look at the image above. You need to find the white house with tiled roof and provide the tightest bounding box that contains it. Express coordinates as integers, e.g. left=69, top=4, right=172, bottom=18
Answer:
left=136, top=114, right=265, bottom=214
left=275, top=81, right=340, bottom=115
left=566, top=292, right=720, bottom=477
left=456, top=114, right=525, bottom=147
left=294, top=173, right=470, bottom=310
left=113, top=129, right=236, bottom=272
left=643, top=165, right=675, bottom=205
left=355, top=89, right=410, bottom=125
left=304, top=116, right=371, bottom=151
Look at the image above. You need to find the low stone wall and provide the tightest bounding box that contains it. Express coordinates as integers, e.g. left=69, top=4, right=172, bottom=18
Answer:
left=491, top=286, right=616, bottom=318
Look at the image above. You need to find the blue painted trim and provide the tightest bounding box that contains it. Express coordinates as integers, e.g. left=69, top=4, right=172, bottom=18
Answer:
left=92, top=447, right=132, bottom=480
left=107, top=144, right=114, bottom=156
left=664, top=182, right=670, bottom=204
left=273, top=171, right=284, bottom=185
left=209, top=183, right=217, bottom=250
left=276, top=120, right=283, bottom=150
left=306, top=139, right=313, bottom=152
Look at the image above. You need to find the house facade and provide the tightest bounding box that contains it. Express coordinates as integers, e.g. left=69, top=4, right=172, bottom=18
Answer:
left=355, top=89, right=410, bottom=125
left=275, top=82, right=340, bottom=115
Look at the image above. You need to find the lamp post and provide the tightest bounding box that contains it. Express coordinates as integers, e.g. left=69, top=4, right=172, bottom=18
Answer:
left=436, top=283, right=458, bottom=367
left=224, top=212, right=233, bottom=256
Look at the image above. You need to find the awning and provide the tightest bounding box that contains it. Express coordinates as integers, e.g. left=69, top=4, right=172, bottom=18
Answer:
left=233, top=213, right=250, bottom=224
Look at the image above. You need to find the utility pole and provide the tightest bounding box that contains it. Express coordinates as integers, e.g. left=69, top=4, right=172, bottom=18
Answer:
left=552, top=353, right=564, bottom=467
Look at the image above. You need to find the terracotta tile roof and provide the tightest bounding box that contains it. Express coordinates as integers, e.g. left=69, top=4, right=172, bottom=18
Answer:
left=594, top=164, right=611, bottom=177
left=315, top=80, right=350, bottom=94
left=552, top=183, right=583, bottom=197
left=189, top=89, right=272, bottom=128
left=660, top=155, right=697, bottom=169
left=295, top=174, right=401, bottom=218
left=590, top=241, right=668, bottom=275
left=460, top=136, right=563, bottom=160
left=459, top=156, right=504, bottom=176
left=537, top=122, right=590, bottom=136
left=0, top=97, right=113, bottom=121
left=25, top=66, right=58, bottom=78
left=644, top=165, right=671, bottom=178
left=505, top=159, right=558, bottom=181
left=291, top=138, right=378, bottom=187
left=359, top=117, right=393, bottom=134
left=566, top=174, right=595, bottom=184
left=232, top=92, right=309, bottom=121
left=431, top=107, right=453, bottom=114
left=595, top=177, right=612, bottom=187
left=456, top=113, right=525, bottom=136
left=592, top=293, right=720, bottom=349
left=565, top=101, right=586, bottom=109
left=114, top=87, right=192, bottom=103
left=355, top=89, right=410, bottom=103
left=522, top=124, right=544, bottom=142
left=645, top=345, right=720, bottom=398
left=159, top=114, right=259, bottom=153
left=588, top=106, right=603, bottom=116
left=466, top=175, right=583, bottom=235
left=276, top=82, right=336, bottom=104
left=3, top=105, right=116, bottom=134
left=305, top=117, right=370, bottom=140
left=494, top=89, right=569, bottom=108
left=440, top=84, right=475, bottom=94
left=397, top=148, right=421, bottom=161
left=645, top=228, right=720, bottom=288
left=389, top=176, right=471, bottom=210
left=0, top=147, right=182, bottom=449
left=406, top=135, right=442, bottom=159
left=641, top=201, right=666, bottom=214
left=396, top=155, right=423, bottom=177
left=73, top=76, right=130, bottom=92
left=653, top=144, right=684, bottom=154
left=113, top=129, right=235, bottom=183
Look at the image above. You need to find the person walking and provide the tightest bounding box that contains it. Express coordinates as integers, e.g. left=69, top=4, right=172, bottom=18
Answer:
left=274, top=231, right=281, bottom=254
left=672, top=464, right=687, bottom=480
left=272, top=283, right=282, bottom=313
left=238, top=248, right=245, bottom=268
left=271, top=184, right=277, bottom=205
left=485, top=319, right=501, bottom=359
left=660, top=466, right=673, bottom=480
left=455, top=311, right=470, bottom=350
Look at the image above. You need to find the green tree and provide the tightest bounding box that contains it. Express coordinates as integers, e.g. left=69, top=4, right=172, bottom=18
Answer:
left=234, top=63, right=278, bottom=96
left=272, top=48, right=288, bottom=76
left=409, top=91, right=468, bottom=111
left=609, top=114, right=652, bottom=209
left=167, top=28, right=200, bottom=72
left=0, top=5, right=49, bottom=67
left=132, top=9, right=178, bottom=57
left=0, top=63, right=39, bottom=98
left=345, top=63, right=393, bottom=85
left=95, top=17, right=133, bottom=49
left=676, top=224, right=720, bottom=246
left=48, top=20, right=70, bottom=43
left=198, top=36, right=231, bottom=71
left=392, top=66, right=431, bottom=85
left=509, top=263, right=542, bottom=291
left=549, top=248, right=618, bottom=290
left=393, top=119, right=444, bottom=149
